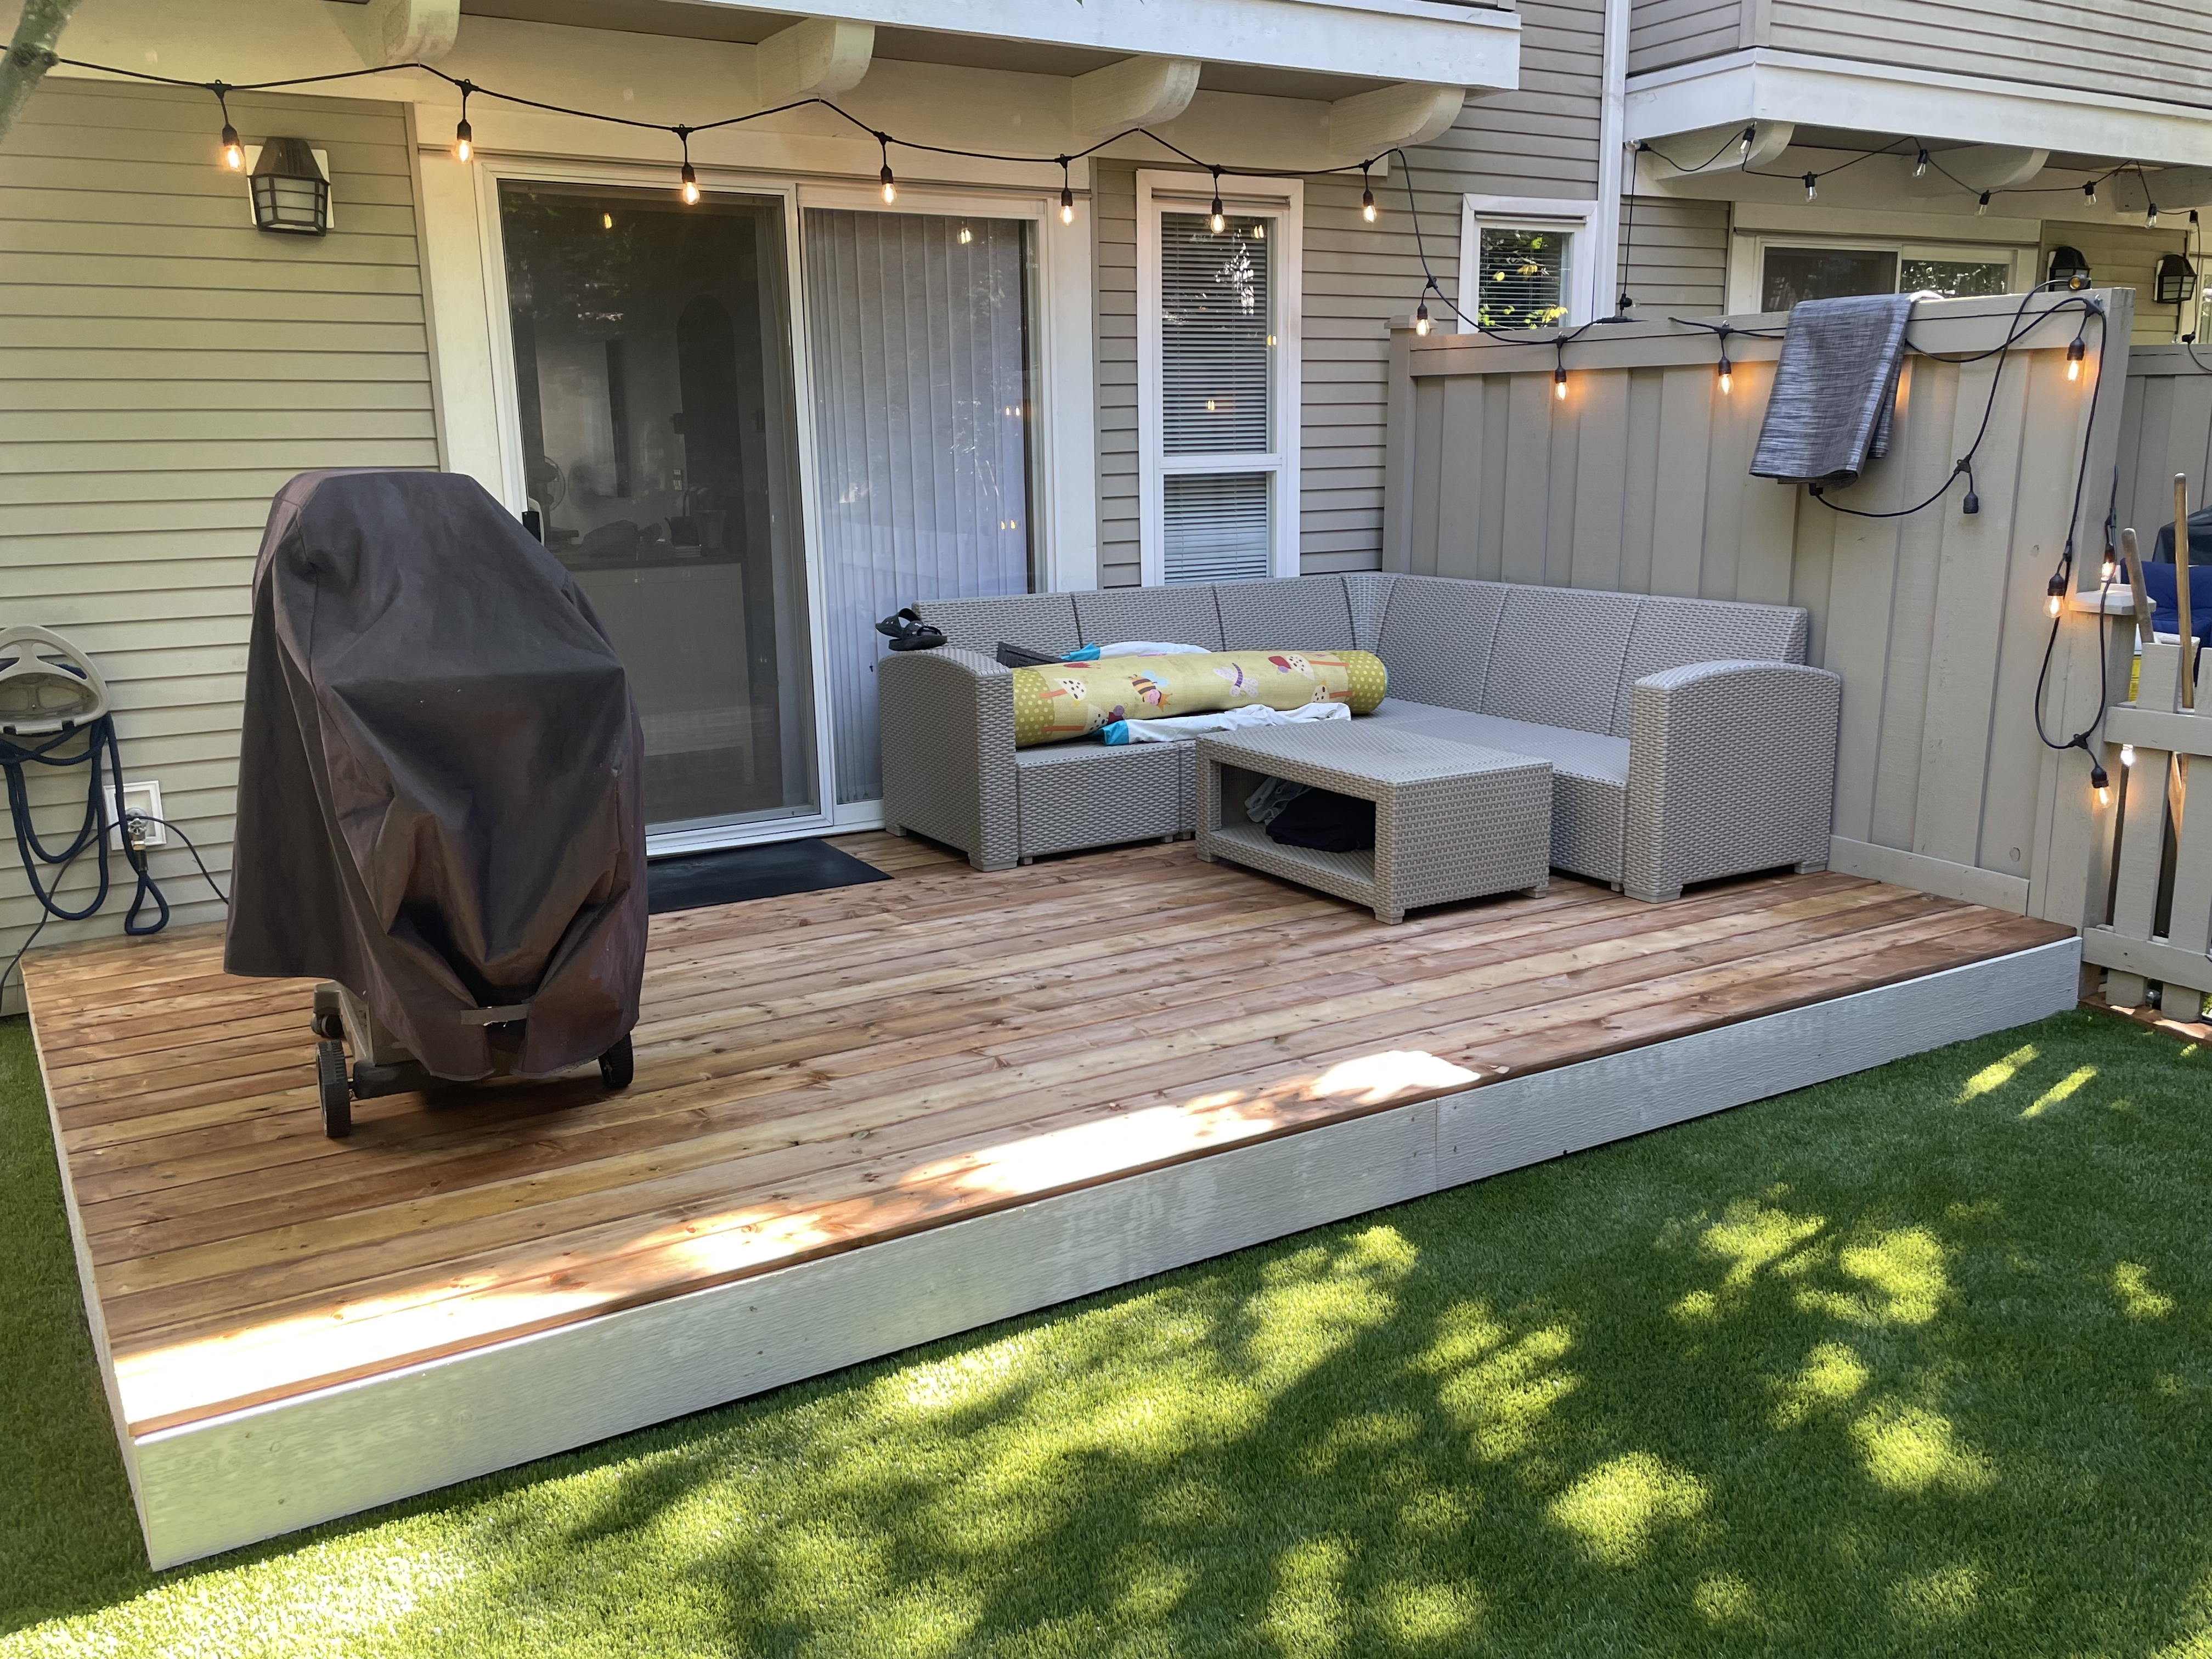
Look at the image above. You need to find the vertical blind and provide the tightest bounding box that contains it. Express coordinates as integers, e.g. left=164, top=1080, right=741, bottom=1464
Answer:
left=805, top=210, right=1034, bottom=805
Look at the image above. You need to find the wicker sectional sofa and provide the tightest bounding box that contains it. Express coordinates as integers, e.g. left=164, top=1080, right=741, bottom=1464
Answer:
left=879, top=573, right=1842, bottom=904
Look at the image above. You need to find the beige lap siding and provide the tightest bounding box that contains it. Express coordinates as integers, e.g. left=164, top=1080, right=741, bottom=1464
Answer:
left=0, top=78, right=439, bottom=1013
left=1090, top=0, right=1606, bottom=589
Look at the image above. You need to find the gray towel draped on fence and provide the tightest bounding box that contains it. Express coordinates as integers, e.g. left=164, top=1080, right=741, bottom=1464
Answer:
left=1750, top=294, right=1914, bottom=487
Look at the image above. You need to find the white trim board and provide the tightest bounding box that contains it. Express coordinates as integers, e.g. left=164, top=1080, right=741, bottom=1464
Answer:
left=116, top=937, right=2079, bottom=1568
left=1625, top=48, right=2212, bottom=170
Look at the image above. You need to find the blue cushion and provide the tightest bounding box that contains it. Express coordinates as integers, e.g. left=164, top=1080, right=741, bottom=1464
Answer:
left=2136, top=562, right=2212, bottom=642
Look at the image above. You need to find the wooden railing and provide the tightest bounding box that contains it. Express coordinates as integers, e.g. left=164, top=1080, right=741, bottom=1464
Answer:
left=2087, top=633, right=2212, bottom=1020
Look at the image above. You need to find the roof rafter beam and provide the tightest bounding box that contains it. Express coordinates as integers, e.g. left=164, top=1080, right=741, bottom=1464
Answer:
left=1325, top=82, right=1465, bottom=161
left=1070, top=56, right=1199, bottom=138
left=757, top=16, right=876, bottom=105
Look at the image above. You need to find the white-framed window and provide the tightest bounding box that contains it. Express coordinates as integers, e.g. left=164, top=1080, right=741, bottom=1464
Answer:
left=1457, top=196, right=1598, bottom=331
left=1728, top=233, right=2040, bottom=314
left=1137, top=170, right=1302, bottom=585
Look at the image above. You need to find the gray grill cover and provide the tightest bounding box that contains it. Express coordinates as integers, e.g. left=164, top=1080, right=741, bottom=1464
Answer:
left=224, top=470, right=646, bottom=1080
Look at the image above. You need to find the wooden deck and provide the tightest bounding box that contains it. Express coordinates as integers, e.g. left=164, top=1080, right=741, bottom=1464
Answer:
left=22, top=833, right=2078, bottom=1565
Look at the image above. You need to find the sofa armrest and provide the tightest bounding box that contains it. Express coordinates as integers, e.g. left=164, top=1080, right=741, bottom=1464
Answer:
left=1621, top=659, right=1842, bottom=902
left=877, top=647, right=1020, bottom=871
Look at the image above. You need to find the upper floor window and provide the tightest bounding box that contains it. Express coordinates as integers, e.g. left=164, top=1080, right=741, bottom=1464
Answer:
left=1458, top=196, right=1597, bottom=330
left=1138, top=172, right=1303, bottom=584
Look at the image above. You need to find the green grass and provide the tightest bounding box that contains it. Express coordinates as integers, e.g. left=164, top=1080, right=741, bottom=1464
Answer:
left=4, top=1007, right=2212, bottom=1656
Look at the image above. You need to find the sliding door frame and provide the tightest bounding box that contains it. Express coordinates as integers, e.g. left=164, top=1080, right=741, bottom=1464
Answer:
left=475, top=159, right=1096, bottom=848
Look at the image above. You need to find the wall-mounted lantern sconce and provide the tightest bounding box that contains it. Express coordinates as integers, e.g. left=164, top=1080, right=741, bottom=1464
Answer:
left=249, top=137, right=330, bottom=236
left=2155, top=251, right=2198, bottom=307
left=2046, top=245, right=2091, bottom=289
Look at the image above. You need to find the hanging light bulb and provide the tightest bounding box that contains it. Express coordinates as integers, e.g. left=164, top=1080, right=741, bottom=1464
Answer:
left=1210, top=168, right=1226, bottom=233
left=1914, top=147, right=1929, bottom=179
left=1717, top=354, right=1733, bottom=394
left=2046, top=570, right=2069, bottom=617
left=957, top=223, right=972, bottom=244
left=1361, top=163, right=1376, bottom=223
left=1738, top=127, right=1753, bottom=161
left=2084, top=179, right=2098, bottom=205
left=676, top=126, right=698, bottom=205
left=2149, top=204, right=2162, bottom=228
left=2092, top=761, right=2112, bottom=807
left=216, top=88, right=244, bottom=171
left=878, top=132, right=896, bottom=203
left=1554, top=363, right=1568, bottom=400
left=1060, top=185, right=1074, bottom=225
left=1803, top=173, right=1818, bottom=202
left=602, top=211, right=613, bottom=230
left=2068, top=336, right=2087, bottom=381
left=1414, top=299, right=1430, bottom=337
left=2101, top=544, right=2118, bottom=583
left=453, top=82, right=473, bottom=162
left=1977, top=191, right=1991, bottom=216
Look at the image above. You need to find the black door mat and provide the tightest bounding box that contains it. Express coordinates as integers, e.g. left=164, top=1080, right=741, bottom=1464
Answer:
left=646, top=838, right=891, bottom=915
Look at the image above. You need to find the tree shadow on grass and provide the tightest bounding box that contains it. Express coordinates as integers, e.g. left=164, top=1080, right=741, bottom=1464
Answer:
left=9, top=1012, right=2212, bottom=1656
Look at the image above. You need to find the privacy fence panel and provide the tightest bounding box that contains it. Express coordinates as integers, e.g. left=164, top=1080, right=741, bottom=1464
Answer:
left=1384, top=292, right=2135, bottom=929
left=2116, top=344, right=2212, bottom=541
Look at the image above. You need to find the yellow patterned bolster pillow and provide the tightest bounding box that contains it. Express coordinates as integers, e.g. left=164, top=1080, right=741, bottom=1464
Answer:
left=1011, top=650, right=1387, bottom=746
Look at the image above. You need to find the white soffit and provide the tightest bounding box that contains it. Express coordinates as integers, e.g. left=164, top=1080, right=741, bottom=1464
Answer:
left=699, top=0, right=1520, bottom=90
left=1626, top=49, right=2212, bottom=171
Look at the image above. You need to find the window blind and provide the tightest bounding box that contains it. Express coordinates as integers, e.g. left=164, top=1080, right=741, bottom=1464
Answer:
left=1474, top=225, right=1572, bottom=329
left=1161, top=213, right=1272, bottom=455
left=1163, top=473, right=1270, bottom=583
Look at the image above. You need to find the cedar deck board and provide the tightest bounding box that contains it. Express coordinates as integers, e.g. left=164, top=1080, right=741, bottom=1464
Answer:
left=21, top=835, right=2069, bottom=1436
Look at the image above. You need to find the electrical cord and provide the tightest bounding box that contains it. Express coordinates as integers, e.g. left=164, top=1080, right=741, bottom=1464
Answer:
left=123, top=813, right=230, bottom=907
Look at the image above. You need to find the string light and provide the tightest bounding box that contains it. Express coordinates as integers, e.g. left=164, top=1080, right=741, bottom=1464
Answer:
left=2149, top=204, right=2162, bottom=228
left=453, top=82, right=473, bottom=162
left=2046, top=570, right=2068, bottom=618
left=878, top=133, right=896, bottom=203
left=1059, top=157, right=1074, bottom=224
left=1554, top=362, right=1568, bottom=400
left=1803, top=173, right=1818, bottom=202
left=2068, top=336, right=2087, bottom=381
left=957, top=223, right=972, bottom=244
left=1210, top=168, right=1226, bottom=234
left=1977, top=191, right=1990, bottom=216
left=2101, top=544, right=2117, bottom=583
left=215, top=86, right=242, bottom=171
left=1737, top=127, right=1752, bottom=161
left=1717, top=353, right=1733, bottom=394
left=1361, top=162, right=1375, bottom=223
left=676, top=124, right=698, bottom=204
left=2092, top=761, right=2111, bottom=807
left=2084, top=180, right=2097, bottom=205
left=1914, top=148, right=1928, bottom=179
left=1414, top=298, right=1430, bottom=337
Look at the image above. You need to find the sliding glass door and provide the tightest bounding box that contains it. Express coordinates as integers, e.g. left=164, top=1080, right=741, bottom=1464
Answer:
left=804, top=207, right=1037, bottom=806
left=499, top=181, right=818, bottom=834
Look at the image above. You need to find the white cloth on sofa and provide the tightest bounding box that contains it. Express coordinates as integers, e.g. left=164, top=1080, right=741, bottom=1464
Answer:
left=1101, top=700, right=1351, bottom=745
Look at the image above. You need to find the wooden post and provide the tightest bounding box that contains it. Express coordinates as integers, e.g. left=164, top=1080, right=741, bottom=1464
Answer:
left=2123, top=527, right=2155, bottom=650
left=2176, top=474, right=2197, bottom=710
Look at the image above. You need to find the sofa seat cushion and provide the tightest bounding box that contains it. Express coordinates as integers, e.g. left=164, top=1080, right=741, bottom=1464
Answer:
left=1365, top=700, right=1628, bottom=882
left=1014, top=740, right=1188, bottom=856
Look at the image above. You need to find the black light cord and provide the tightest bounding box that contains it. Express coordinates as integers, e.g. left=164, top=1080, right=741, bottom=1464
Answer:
left=124, top=814, right=230, bottom=908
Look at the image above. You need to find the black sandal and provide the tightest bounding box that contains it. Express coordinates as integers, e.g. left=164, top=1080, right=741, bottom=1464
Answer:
left=876, top=607, right=946, bottom=652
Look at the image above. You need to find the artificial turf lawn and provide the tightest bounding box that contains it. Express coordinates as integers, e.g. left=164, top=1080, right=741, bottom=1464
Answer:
left=3, top=1007, right=2210, bottom=1656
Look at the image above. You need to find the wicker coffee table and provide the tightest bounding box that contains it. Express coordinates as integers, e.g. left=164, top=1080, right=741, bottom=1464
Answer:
left=1195, top=724, right=1551, bottom=923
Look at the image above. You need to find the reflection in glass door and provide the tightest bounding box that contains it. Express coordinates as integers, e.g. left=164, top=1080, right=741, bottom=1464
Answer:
left=500, top=181, right=817, bottom=833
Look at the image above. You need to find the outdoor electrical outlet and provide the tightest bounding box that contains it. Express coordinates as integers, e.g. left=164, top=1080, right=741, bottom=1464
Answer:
left=106, top=781, right=165, bottom=850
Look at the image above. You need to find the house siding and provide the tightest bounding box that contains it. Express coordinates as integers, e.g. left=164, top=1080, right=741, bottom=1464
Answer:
left=1618, top=195, right=1730, bottom=315
left=1765, top=0, right=2212, bottom=108
left=0, top=78, right=438, bottom=1012
left=1092, top=0, right=1606, bottom=586
left=1628, top=0, right=1751, bottom=75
